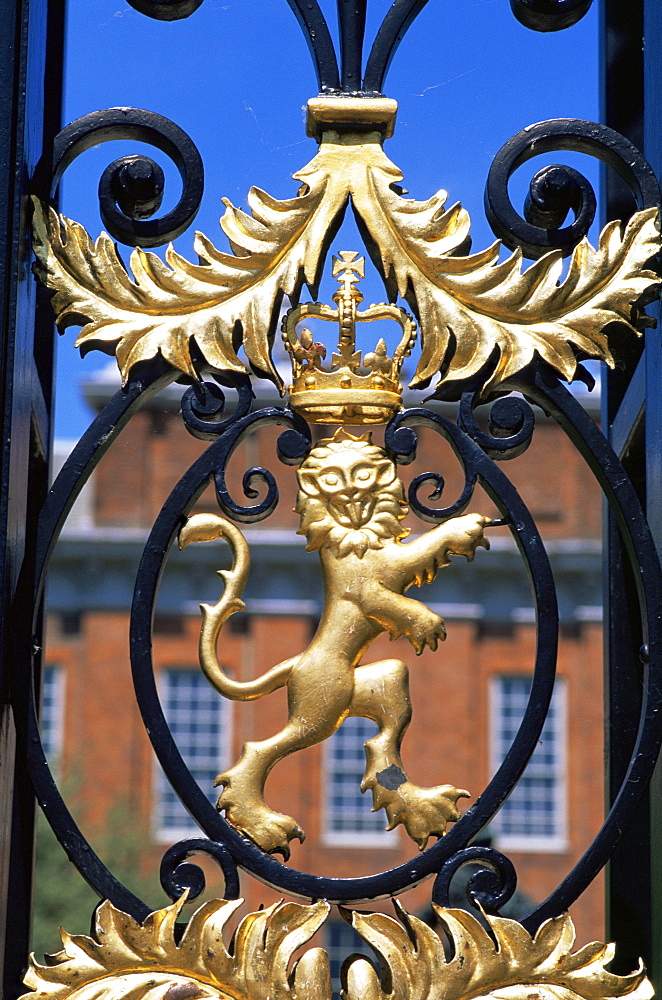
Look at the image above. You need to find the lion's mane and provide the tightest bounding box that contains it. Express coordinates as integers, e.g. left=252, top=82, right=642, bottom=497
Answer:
left=295, top=436, right=410, bottom=558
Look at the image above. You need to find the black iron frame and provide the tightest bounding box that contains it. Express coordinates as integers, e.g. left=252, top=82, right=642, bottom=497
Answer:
left=3, top=0, right=662, bottom=996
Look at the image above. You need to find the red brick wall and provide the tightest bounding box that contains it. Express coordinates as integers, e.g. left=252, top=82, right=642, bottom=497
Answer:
left=92, top=407, right=602, bottom=541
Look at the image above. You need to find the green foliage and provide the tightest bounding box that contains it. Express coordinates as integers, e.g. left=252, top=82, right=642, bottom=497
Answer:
left=31, top=805, right=161, bottom=961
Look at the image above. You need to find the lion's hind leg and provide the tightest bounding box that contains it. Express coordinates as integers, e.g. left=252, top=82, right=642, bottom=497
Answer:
left=215, top=757, right=305, bottom=861
left=351, top=659, right=469, bottom=851
left=217, top=651, right=355, bottom=859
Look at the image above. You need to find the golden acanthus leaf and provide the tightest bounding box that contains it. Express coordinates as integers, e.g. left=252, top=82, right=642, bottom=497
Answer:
left=32, top=133, right=660, bottom=392
left=21, top=895, right=651, bottom=1000
left=30, top=148, right=349, bottom=386
left=350, top=150, right=660, bottom=393
left=343, top=902, right=653, bottom=1000
left=20, top=895, right=332, bottom=1000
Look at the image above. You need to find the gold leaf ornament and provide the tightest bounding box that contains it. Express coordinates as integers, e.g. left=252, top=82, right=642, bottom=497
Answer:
left=21, top=896, right=652, bottom=1000
left=30, top=154, right=347, bottom=387
left=21, top=895, right=331, bottom=1000
left=31, top=103, right=661, bottom=393
left=350, top=162, right=660, bottom=393
left=347, top=903, right=653, bottom=1000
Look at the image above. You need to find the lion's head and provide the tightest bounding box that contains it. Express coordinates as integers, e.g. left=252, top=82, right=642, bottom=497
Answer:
left=296, top=430, right=409, bottom=557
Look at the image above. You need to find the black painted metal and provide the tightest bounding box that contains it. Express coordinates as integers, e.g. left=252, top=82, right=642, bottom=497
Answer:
left=126, top=0, right=204, bottom=19
left=363, top=0, right=431, bottom=94
left=283, top=0, right=341, bottom=93
left=433, top=846, right=518, bottom=914
left=0, top=0, right=64, bottom=994
left=40, top=108, right=204, bottom=247
left=510, top=0, right=593, bottom=32
left=601, top=0, right=662, bottom=975
left=338, top=0, right=367, bottom=92
left=23, top=365, right=177, bottom=923
left=160, top=839, right=240, bottom=900
left=485, top=118, right=661, bottom=258
left=509, top=367, right=662, bottom=932
left=180, top=375, right=255, bottom=441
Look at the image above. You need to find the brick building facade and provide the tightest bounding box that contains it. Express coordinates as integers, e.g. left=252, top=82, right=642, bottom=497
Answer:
left=43, top=369, right=605, bottom=956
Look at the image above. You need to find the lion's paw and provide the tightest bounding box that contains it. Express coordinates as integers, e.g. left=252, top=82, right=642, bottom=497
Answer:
left=445, top=513, right=491, bottom=561
left=371, top=779, right=470, bottom=850
left=215, top=772, right=305, bottom=860
left=410, top=613, right=447, bottom=654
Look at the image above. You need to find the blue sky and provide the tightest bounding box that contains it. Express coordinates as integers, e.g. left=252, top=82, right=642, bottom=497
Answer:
left=55, top=0, right=599, bottom=438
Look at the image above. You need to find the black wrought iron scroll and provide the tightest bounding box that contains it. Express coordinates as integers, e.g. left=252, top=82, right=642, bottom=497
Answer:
left=485, top=119, right=661, bottom=258
left=35, top=107, right=204, bottom=247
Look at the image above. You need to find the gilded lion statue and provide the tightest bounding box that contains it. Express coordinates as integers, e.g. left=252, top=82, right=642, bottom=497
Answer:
left=179, top=430, right=491, bottom=857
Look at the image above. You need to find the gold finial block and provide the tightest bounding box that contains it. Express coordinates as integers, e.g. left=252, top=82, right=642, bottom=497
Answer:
left=305, top=96, right=398, bottom=140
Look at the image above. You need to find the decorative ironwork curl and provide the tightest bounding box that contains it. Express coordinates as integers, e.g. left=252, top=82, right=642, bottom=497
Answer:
left=126, top=0, right=204, bottom=19
left=276, top=425, right=314, bottom=465
left=22, top=362, right=178, bottom=921
left=510, top=0, right=593, bottom=32
left=209, top=410, right=311, bottom=522
left=505, top=366, right=662, bottom=932
left=45, top=108, right=204, bottom=247
left=99, top=155, right=165, bottom=223
left=433, top=846, right=518, bottom=914
left=406, top=469, right=476, bottom=523
left=385, top=415, right=476, bottom=522
left=384, top=421, right=419, bottom=465
left=484, top=119, right=662, bottom=258
left=363, top=0, right=431, bottom=94
left=458, top=393, right=536, bottom=460
left=524, top=165, right=595, bottom=233
left=181, top=375, right=255, bottom=441
left=160, top=839, right=240, bottom=901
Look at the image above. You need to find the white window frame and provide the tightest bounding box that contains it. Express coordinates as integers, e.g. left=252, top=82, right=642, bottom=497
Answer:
left=41, top=664, right=65, bottom=764
left=490, top=675, right=567, bottom=852
left=154, top=667, right=231, bottom=842
left=322, top=716, right=399, bottom=848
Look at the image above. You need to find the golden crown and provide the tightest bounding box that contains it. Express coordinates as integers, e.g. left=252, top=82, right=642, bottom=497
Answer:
left=282, top=252, right=417, bottom=425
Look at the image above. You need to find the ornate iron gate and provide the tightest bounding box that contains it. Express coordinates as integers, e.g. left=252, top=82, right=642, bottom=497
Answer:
left=2, top=1, right=662, bottom=998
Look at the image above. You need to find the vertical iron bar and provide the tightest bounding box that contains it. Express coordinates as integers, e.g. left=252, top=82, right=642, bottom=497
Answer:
left=602, top=0, right=662, bottom=982
left=642, top=0, right=662, bottom=974
left=337, top=0, right=367, bottom=91
left=0, top=0, right=63, bottom=994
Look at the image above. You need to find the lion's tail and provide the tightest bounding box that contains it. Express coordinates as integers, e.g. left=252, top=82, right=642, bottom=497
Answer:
left=178, top=513, right=295, bottom=701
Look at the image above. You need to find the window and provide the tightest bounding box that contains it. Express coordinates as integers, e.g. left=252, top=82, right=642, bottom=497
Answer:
left=325, top=920, right=377, bottom=1000
left=60, top=611, right=81, bottom=636
left=155, top=668, right=230, bottom=838
left=324, top=717, right=398, bottom=845
left=491, top=676, right=566, bottom=851
left=41, top=664, right=64, bottom=761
